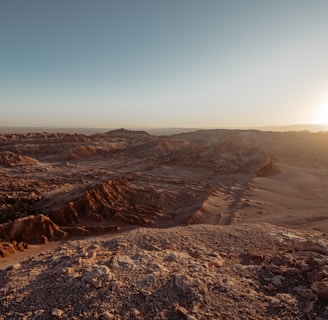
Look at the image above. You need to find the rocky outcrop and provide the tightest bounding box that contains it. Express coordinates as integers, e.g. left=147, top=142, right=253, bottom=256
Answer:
left=0, top=214, right=120, bottom=246
left=0, top=214, right=67, bottom=244
left=0, top=241, right=28, bottom=257
left=0, top=151, right=38, bottom=166
left=49, top=179, right=163, bottom=227
left=104, top=128, right=150, bottom=136
left=0, top=192, right=42, bottom=224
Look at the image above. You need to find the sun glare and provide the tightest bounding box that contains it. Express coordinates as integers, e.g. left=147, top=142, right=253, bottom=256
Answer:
left=313, top=97, right=328, bottom=124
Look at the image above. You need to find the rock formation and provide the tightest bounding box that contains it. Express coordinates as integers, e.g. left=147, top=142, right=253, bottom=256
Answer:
left=49, top=179, right=163, bottom=226
left=0, top=151, right=38, bottom=166
left=0, top=215, right=66, bottom=244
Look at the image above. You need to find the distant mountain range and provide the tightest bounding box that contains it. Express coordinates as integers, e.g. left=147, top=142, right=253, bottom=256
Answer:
left=148, top=124, right=328, bottom=135
left=254, top=124, right=328, bottom=132
left=0, top=124, right=327, bottom=135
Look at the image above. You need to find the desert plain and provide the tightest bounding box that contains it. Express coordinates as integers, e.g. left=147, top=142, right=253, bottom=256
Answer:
left=0, top=128, right=328, bottom=319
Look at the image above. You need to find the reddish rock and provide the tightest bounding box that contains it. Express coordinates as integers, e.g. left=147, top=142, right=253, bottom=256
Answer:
left=0, top=214, right=67, bottom=244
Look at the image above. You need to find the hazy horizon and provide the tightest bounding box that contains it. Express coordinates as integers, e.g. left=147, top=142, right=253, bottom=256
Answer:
left=1, top=123, right=328, bottom=136
left=1, top=1, right=328, bottom=128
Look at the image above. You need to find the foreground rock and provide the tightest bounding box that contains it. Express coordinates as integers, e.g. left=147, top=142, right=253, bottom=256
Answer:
left=1, top=223, right=328, bottom=319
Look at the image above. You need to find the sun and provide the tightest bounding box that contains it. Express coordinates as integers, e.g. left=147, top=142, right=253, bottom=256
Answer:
left=312, top=97, right=328, bottom=125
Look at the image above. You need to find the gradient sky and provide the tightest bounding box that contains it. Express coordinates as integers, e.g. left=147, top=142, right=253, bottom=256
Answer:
left=1, top=1, right=328, bottom=129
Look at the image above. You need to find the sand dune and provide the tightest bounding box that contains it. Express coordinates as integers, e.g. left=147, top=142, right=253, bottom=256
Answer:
left=241, top=164, right=328, bottom=231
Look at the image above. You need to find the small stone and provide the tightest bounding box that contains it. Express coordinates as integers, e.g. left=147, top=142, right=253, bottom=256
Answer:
left=99, top=311, right=114, bottom=319
left=313, top=280, right=328, bottom=300
left=192, top=305, right=199, bottom=313
left=111, top=280, right=123, bottom=291
left=83, top=265, right=114, bottom=288
left=272, top=275, right=284, bottom=286
left=175, top=304, right=197, bottom=320
left=110, top=254, right=136, bottom=271
left=276, top=293, right=298, bottom=306
left=34, top=310, right=45, bottom=316
left=131, top=308, right=141, bottom=318
left=175, top=274, right=192, bottom=290
left=294, top=285, right=316, bottom=300
left=52, top=308, right=64, bottom=318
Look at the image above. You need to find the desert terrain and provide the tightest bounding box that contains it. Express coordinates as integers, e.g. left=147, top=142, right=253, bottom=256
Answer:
left=1, top=128, right=328, bottom=319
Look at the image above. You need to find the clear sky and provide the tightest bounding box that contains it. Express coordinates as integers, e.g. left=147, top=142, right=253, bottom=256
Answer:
left=1, top=0, right=328, bottom=129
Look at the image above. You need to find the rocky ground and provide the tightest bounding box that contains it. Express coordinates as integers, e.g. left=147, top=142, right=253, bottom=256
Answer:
left=1, top=128, right=328, bottom=319
left=1, top=223, right=328, bottom=319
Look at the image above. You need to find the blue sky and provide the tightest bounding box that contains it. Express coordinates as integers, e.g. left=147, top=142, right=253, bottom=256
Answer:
left=1, top=1, right=328, bottom=128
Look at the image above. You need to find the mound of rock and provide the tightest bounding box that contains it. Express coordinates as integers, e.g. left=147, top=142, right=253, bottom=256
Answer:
left=0, top=214, right=120, bottom=246
left=164, top=131, right=270, bottom=174
left=104, top=128, right=150, bottom=136
left=51, top=143, right=127, bottom=161
left=49, top=179, right=163, bottom=227
left=0, top=151, right=38, bottom=166
left=0, top=214, right=67, bottom=244
left=0, top=241, right=28, bottom=258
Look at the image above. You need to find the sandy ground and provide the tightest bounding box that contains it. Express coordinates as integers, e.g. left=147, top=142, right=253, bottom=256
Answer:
left=0, top=241, right=61, bottom=270
left=232, top=164, right=328, bottom=231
